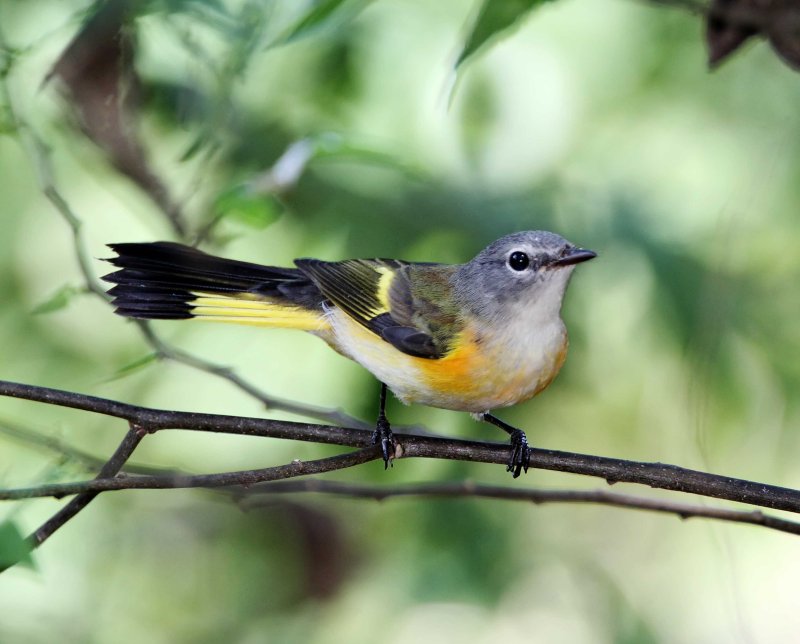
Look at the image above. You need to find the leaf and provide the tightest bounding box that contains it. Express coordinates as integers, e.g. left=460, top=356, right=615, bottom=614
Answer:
left=31, top=285, right=82, bottom=315
left=179, top=131, right=215, bottom=163
left=278, top=0, right=371, bottom=46
left=213, top=184, right=283, bottom=229
left=456, top=0, right=548, bottom=70
left=106, top=353, right=159, bottom=382
left=0, top=520, right=35, bottom=572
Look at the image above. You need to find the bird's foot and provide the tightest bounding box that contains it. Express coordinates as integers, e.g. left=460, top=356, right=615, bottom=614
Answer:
left=507, top=428, right=530, bottom=478
left=372, top=415, right=395, bottom=469
left=479, top=413, right=532, bottom=478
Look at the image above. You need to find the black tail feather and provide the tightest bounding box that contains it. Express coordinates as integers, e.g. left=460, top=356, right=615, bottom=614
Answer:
left=103, top=242, right=321, bottom=320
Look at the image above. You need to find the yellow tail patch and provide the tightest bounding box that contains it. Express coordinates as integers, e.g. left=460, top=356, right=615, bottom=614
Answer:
left=190, top=293, right=328, bottom=331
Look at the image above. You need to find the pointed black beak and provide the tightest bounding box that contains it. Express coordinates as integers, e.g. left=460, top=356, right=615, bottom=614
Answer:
left=553, top=247, right=597, bottom=267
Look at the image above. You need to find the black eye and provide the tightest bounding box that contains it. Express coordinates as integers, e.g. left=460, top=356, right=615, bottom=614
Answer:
left=508, top=251, right=529, bottom=271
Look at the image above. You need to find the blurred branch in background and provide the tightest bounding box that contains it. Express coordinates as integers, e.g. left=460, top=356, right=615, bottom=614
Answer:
left=0, top=16, right=370, bottom=431
left=44, top=0, right=189, bottom=237
left=704, top=0, right=800, bottom=70
left=645, top=0, right=800, bottom=70
left=2, top=378, right=800, bottom=575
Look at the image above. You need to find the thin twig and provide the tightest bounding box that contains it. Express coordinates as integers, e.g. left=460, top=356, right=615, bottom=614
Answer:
left=28, top=423, right=147, bottom=547
left=237, top=480, right=800, bottom=536
left=6, top=448, right=379, bottom=500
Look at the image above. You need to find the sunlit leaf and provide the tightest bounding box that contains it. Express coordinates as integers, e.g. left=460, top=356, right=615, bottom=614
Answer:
left=31, top=285, right=82, bottom=315
left=214, top=184, right=283, bottom=229
left=0, top=520, right=35, bottom=571
left=456, top=0, right=548, bottom=70
left=279, top=0, right=371, bottom=45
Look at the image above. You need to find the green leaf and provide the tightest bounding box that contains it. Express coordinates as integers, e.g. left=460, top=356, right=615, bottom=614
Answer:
left=106, top=353, right=159, bottom=382
left=0, top=520, right=35, bottom=572
left=456, top=0, right=548, bottom=69
left=213, top=184, right=283, bottom=229
left=278, top=0, right=371, bottom=46
left=31, top=285, right=82, bottom=315
left=179, top=131, right=216, bottom=163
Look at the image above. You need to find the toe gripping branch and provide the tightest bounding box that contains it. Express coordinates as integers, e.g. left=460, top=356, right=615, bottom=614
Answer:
left=482, top=413, right=531, bottom=478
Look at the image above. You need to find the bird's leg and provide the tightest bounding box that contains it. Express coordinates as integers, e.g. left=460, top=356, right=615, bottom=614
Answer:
left=372, top=382, right=395, bottom=469
left=480, top=413, right=531, bottom=478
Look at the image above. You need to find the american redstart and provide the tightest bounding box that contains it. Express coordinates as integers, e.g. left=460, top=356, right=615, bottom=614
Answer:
left=104, top=231, right=595, bottom=477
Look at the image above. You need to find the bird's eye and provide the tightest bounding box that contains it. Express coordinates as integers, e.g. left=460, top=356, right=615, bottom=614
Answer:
left=508, top=251, right=530, bottom=271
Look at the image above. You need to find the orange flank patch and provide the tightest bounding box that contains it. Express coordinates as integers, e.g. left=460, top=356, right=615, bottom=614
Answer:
left=415, top=327, right=568, bottom=411
left=414, top=328, right=486, bottom=396
left=324, top=309, right=569, bottom=412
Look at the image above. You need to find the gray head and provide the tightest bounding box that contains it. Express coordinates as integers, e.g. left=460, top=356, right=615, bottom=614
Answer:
left=453, top=231, right=596, bottom=322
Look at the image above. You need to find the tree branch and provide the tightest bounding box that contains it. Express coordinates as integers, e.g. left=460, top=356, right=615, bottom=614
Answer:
left=2, top=379, right=800, bottom=516
left=28, top=423, right=147, bottom=548
left=4, top=449, right=379, bottom=502
left=236, top=480, right=800, bottom=536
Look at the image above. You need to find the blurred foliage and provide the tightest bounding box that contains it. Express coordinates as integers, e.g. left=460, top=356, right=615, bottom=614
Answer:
left=456, top=0, right=551, bottom=69
left=0, top=520, right=34, bottom=571
left=1, top=0, right=800, bottom=642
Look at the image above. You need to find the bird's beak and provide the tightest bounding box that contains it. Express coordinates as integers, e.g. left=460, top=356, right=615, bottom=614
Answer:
left=553, top=248, right=597, bottom=267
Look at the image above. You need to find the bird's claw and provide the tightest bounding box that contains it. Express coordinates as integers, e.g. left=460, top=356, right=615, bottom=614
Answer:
left=372, top=416, right=395, bottom=469
left=507, top=429, right=530, bottom=478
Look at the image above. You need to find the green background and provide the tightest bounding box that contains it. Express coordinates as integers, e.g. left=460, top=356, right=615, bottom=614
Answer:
left=1, top=0, right=800, bottom=642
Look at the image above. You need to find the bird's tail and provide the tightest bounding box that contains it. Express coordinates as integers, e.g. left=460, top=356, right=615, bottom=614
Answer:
left=103, top=242, right=327, bottom=330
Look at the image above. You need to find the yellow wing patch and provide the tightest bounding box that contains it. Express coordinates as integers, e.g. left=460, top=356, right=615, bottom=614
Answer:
left=374, top=267, right=394, bottom=314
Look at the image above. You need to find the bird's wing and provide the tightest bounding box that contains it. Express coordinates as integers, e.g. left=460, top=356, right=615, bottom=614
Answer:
left=295, top=258, right=461, bottom=359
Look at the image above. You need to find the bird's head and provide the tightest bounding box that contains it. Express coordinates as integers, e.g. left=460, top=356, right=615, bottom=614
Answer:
left=453, top=230, right=596, bottom=322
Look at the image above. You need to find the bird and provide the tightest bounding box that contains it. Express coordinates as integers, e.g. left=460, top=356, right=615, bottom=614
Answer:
left=103, top=231, right=596, bottom=477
